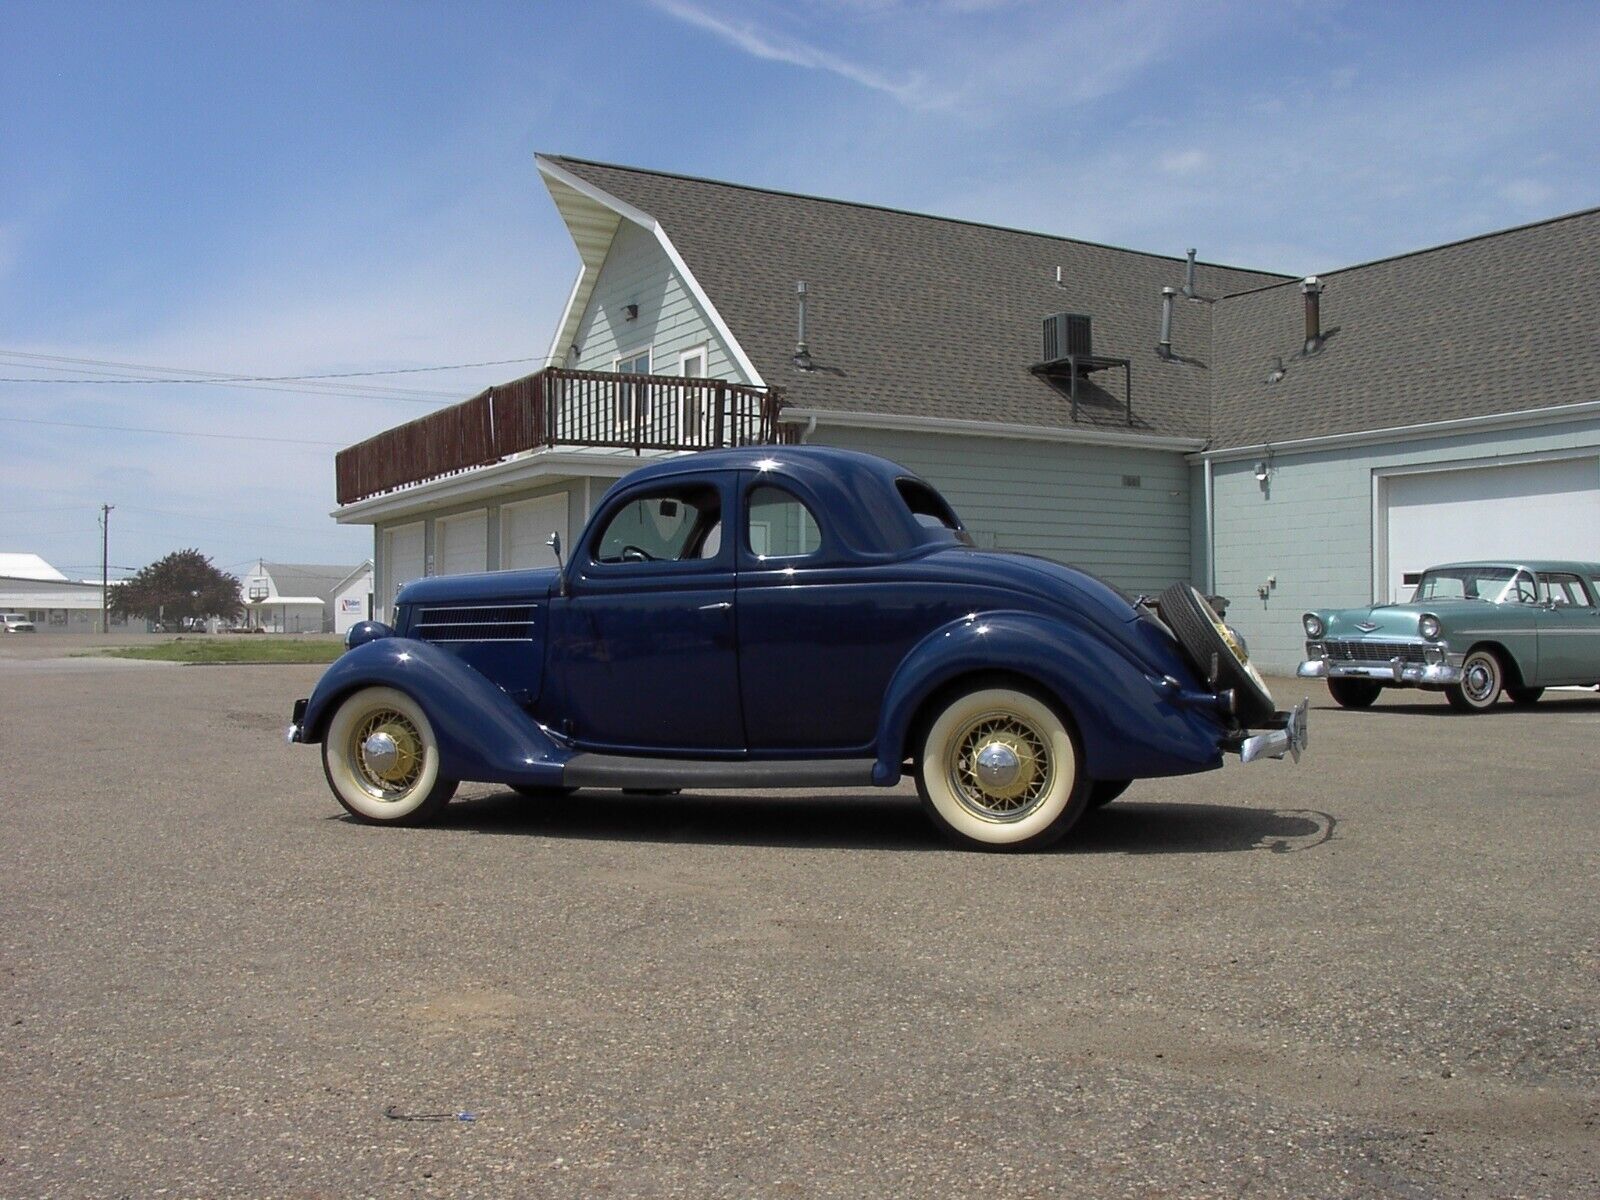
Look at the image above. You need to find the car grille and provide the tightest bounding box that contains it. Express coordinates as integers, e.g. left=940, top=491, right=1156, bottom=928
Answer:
left=414, top=604, right=538, bottom=643
left=1323, top=639, right=1427, bottom=664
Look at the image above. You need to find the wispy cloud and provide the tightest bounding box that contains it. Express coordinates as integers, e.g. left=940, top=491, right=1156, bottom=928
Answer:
left=649, top=0, right=940, bottom=109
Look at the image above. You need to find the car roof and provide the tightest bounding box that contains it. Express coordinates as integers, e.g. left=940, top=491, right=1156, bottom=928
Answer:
left=1428, top=560, right=1600, bottom=574
left=589, top=446, right=961, bottom=561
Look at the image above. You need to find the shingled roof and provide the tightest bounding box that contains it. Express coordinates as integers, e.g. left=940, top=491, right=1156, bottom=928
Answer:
left=1210, top=206, right=1600, bottom=449
left=544, top=156, right=1289, bottom=441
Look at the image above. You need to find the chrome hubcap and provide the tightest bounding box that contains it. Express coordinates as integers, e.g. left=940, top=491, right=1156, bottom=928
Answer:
left=974, top=742, right=1022, bottom=793
left=1464, top=661, right=1495, bottom=701
left=351, top=709, right=423, bottom=798
left=362, top=731, right=400, bottom=775
left=947, top=713, right=1051, bottom=822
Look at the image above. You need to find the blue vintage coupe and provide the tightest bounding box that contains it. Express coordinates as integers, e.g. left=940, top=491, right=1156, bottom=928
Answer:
left=289, top=448, right=1306, bottom=849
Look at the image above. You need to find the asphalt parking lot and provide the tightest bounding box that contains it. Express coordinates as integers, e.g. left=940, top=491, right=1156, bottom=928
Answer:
left=2, top=637, right=1596, bottom=1198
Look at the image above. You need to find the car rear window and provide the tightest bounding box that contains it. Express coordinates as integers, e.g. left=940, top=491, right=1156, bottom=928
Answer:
left=896, top=478, right=971, bottom=543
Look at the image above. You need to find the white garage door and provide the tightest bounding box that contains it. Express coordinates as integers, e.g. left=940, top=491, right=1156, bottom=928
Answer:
left=500, top=493, right=568, bottom=571
left=1384, top=456, right=1600, bottom=601
left=435, top=510, right=488, bottom=576
left=384, top=522, right=425, bottom=613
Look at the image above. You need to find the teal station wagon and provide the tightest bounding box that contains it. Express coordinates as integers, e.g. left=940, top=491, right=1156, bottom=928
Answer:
left=1299, top=561, right=1600, bottom=711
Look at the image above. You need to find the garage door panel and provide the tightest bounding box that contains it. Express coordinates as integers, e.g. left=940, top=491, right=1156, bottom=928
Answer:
left=386, top=523, right=425, bottom=590
left=1385, top=458, right=1600, bottom=601
left=501, top=494, right=568, bottom=571
left=436, top=511, right=488, bottom=576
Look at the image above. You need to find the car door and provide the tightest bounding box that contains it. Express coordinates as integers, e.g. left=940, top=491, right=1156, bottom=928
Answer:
left=734, top=473, right=954, bottom=753
left=547, top=474, right=745, bottom=753
left=1535, top=571, right=1600, bottom=684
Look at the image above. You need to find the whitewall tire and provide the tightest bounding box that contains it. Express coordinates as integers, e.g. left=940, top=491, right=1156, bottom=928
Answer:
left=321, top=686, right=458, bottom=825
left=915, top=687, right=1087, bottom=851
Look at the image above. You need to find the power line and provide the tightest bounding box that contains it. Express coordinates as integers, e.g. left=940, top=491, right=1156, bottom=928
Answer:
left=118, top=503, right=332, bottom=535
left=0, top=415, right=345, bottom=447
left=0, top=349, right=545, bottom=390
left=0, top=352, right=462, bottom=401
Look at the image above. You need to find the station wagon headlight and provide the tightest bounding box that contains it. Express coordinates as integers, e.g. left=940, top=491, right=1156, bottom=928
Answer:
left=1302, top=613, right=1325, bottom=639
left=1419, top=614, right=1441, bottom=641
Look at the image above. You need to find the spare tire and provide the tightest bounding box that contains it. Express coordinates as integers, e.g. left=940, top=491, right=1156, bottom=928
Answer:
left=1156, top=583, right=1276, bottom=727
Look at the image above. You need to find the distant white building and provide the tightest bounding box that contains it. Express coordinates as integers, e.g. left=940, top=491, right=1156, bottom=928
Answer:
left=241, top=560, right=373, bottom=634
left=0, top=553, right=113, bottom=632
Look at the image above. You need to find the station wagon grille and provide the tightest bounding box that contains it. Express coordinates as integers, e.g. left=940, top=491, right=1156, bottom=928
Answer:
left=414, top=604, right=537, bottom=643
left=1324, top=639, right=1427, bottom=664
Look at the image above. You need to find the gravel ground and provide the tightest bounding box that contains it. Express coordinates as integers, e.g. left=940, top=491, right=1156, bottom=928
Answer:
left=1, top=644, right=1596, bottom=1198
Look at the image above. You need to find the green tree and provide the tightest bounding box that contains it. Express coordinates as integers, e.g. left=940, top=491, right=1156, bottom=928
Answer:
left=112, top=550, right=243, bottom=627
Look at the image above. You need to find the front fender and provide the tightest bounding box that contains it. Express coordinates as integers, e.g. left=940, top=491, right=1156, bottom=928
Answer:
left=873, top=611, right=1227, bottom=785
left=300, top=639, right=568, bottom=786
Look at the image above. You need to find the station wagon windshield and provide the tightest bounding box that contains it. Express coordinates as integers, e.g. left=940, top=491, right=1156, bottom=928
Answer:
left=1413, top=565, right=1531, bottom=603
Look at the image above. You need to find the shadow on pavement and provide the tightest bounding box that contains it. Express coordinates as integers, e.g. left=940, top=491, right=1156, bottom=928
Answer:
left=1316, top=693, right=1600, bottom=717
left=418, top=790, right=1337, bottom=855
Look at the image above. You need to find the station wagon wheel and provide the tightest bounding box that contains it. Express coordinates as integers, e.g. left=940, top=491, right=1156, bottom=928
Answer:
left=321, top=686, right=457, bottom=825
left=915, top=687, right=1087, bottom=850
left=1327, top=678, right=1383, bottom=709
left=1445, top=648, right=1504, bottom=712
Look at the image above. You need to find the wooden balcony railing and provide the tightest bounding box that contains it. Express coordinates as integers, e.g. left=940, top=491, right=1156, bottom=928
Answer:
left=335, top=368, right=793, bottom=506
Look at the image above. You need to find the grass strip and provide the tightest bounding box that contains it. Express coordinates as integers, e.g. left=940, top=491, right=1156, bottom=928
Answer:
left=85, top=639, right=344, bottom=664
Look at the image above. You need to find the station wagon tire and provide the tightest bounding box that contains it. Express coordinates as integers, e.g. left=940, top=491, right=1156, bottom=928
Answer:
left=1156, top=584, right=1276, bottom=726
left=321, top=686, right=457, bottom=825
left=1507, top=686, right=1544, bottom=706
left=1327, top=678, right=1382, bottom=709
left=1445, top=649, right=1504, bottom=712
left=1088, top=779, right=1131, bottom=808
left=915, top=687, right=1087, bottom=850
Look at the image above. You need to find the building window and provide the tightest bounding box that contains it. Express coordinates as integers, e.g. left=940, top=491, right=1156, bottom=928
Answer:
left=680, top=346, right=709, bottom=439
left=615, top=348, right=651, bottom=432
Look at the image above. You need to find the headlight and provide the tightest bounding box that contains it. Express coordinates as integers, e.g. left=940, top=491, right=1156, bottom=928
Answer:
left=1302, top=613, right=1325, bottom=639
left=1419, top=614, right=1441, bottom=641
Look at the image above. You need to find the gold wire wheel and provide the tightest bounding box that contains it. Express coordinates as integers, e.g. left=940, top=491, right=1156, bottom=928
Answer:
left=945, top=711, right=1054, bottom=823
left=349, top=708, right=425, bottom=800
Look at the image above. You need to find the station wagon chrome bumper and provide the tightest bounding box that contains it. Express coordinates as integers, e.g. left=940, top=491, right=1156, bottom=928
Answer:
left=1297, top=641, right=1464, bottom=686
left=1238, top=699, right=1309, bottom=764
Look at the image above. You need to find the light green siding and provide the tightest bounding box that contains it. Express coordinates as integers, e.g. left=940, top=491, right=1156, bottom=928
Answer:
left=1210, top=416, right=1600, bottom=673
left=814, top=425, right=1194, bottom=596
left=569, top=221, right=743, bottom=381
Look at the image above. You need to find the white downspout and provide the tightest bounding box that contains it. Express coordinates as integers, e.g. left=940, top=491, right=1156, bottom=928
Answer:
left=1203, top=456, right=1215, bottom=593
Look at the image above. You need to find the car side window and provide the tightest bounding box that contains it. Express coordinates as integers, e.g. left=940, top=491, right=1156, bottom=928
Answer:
left=1509, top=571, right=1539, bottom=604
left=746, top=484, right=822, bottom=559
left=1538, top=572, right=1590, bottom=606
left=595, top=484, right=722, bottom=564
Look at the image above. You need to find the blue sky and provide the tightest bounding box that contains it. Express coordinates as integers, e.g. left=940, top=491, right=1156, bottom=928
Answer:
left=3, top=0, right=1597, bottom=580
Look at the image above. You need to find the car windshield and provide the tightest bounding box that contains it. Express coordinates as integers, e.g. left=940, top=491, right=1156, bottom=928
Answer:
left=1413, top=566, right=1530, bottom=603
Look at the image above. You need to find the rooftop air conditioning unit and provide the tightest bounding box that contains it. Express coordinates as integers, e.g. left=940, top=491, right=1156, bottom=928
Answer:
left=1042, top=312, right=1093, bottom=362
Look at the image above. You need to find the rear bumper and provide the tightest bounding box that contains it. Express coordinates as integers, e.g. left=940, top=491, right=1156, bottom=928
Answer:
left=1233, top=699, right=1309, bottom=764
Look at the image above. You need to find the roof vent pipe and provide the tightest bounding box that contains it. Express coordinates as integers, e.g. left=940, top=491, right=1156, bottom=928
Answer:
left=1301, top=276, right=1323, bottom=354
left=793, top=280, right=812, bottom=371
left=1157, top=287, right=1177, bottom=359
left=1183, top=249, right=1198, bottom=298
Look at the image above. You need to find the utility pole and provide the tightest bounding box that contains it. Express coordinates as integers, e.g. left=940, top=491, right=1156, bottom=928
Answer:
left=99, top=503, right=114, bottom=634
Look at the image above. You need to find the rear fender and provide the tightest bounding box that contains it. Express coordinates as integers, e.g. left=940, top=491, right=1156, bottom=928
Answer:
left=873, top=611, right=1226, bottom=785
left=299, top=639, right=568, bottom=786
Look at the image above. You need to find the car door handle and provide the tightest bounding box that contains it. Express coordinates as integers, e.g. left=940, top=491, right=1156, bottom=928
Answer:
left=698, top=602, right=732, bottom=612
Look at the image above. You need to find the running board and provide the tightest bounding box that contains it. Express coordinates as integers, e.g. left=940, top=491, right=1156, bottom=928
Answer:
left=562, top=754, right=877, bottom=790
